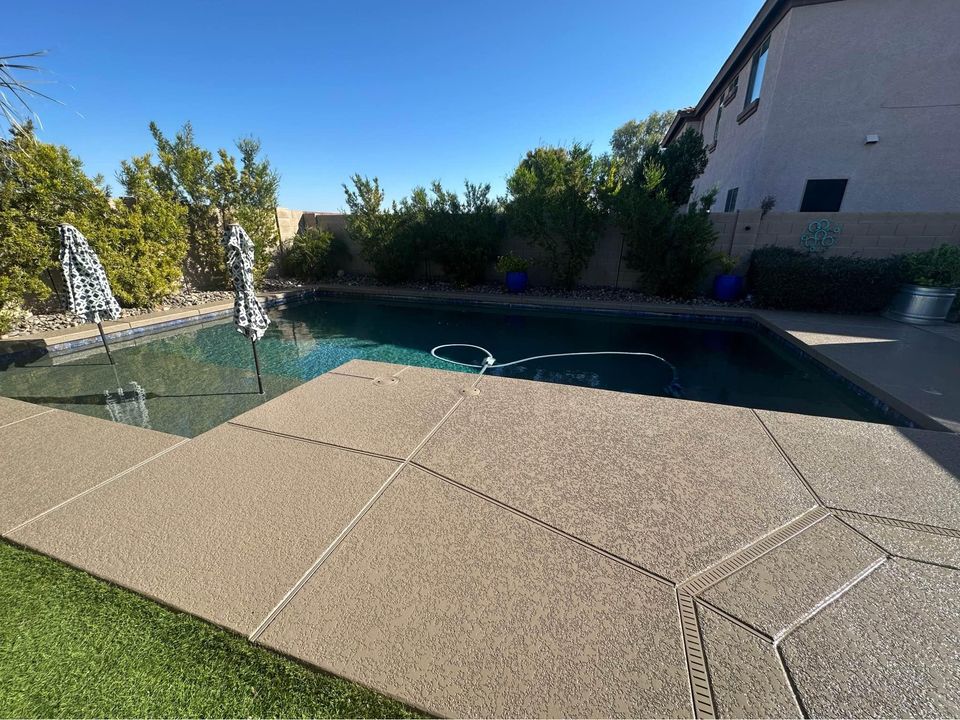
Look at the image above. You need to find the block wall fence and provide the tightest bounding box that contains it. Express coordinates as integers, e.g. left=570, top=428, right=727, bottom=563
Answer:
left=275, top=207, right=960, bottom=288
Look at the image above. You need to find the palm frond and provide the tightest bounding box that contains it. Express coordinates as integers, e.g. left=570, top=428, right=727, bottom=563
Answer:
left=0, top=50, right=61, bottom=131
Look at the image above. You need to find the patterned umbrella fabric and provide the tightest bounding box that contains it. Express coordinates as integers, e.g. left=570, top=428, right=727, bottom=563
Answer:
left=58, top=223, right=121, bottom=324
left=222, top=224, right=270, bottom=341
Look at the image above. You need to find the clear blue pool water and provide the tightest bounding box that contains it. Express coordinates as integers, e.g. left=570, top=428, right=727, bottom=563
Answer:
left=0, top=296, right=897, bottom=437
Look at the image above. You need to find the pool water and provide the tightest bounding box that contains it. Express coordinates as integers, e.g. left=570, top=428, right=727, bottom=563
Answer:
left=0, top=296, right=897, bottom=437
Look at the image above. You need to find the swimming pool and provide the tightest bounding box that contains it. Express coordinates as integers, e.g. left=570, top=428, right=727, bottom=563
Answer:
left=0, top=296, right=899, bottom=437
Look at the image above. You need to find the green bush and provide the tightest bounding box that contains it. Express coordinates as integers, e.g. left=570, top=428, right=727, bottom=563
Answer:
left=612, top=154, right=718, bottom=298
left=430, top=181, right=504, bottom=286
left=496, top=252, right=530, bottom=273
left=902, top=244, right=960, bottom=288
left=343, top=175, right=415, bottom=284
left=281, top=228, right=351, bottom=280
left=505, top=143, right=607, bottom=288
left=747, top=247, right=904, bottom=313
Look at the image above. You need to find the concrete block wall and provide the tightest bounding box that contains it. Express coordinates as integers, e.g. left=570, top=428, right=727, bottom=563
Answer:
left=276, top=207, right=960, bottom=288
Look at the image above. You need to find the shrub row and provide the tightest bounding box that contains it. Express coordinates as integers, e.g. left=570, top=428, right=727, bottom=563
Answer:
left=747, top=247, right=904, bottom=313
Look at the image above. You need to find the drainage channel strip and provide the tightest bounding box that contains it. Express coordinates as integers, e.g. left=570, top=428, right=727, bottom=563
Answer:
left=677, top=591, right=716, bottom=719
left=679, top=506, right=830, bottom=596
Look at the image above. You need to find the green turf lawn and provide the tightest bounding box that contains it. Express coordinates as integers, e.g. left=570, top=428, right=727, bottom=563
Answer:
left=0, top=541, right=422, bottom=718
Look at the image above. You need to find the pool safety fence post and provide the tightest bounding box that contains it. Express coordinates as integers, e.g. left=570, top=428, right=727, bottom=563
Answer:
left=251, top=338, right=265, bottom=395
left=97, top=321, right=115, bottom=365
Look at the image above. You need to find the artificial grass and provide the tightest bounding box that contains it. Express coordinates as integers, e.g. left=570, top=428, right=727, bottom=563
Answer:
left=0, top=541, right=422, bottom=718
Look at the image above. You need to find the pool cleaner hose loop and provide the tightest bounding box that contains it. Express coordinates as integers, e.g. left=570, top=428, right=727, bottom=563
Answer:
left=430, top=343, right=682, bottom=397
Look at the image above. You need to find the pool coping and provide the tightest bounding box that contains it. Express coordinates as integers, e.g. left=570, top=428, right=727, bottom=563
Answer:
left=0, top=283, right=949, bottom=432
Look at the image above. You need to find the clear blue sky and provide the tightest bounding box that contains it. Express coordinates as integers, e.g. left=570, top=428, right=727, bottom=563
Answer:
left=5, top=1, right=762, bottom=210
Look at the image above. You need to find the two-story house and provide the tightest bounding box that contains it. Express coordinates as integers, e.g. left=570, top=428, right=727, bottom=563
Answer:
left=663, top=0, right=960, bottom=213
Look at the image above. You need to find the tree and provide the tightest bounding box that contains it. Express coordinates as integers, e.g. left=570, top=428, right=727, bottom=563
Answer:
left=505, top=143, right=606, bottom=288
left=428, top=181, right=504, bottom=286
left=342, top=175, right=410, bottom=283
left=149, top=123, right=281, bottom=286
left=0, top=122, right=111, bottom=315
left=0, top=51, right=57, bottom=131
left=609, top=110, right=676, bottom=181
left=215, top=137, right=280, bottom=283
left=651, top=127, right=709, bottom=207
left=149, top=121, right=220, bottom=286
left=102, top=155, right=188, bottom=306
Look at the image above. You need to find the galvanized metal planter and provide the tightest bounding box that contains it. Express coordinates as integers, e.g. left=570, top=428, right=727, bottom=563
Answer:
left=884, top=284, right=958, bottom=325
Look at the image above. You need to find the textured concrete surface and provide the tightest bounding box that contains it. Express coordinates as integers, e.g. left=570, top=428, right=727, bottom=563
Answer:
left=698, top=605, right=799, bottom=718
left=416, top=373, right=813, bottom=581
left=0, top=395, right=48, bottom=427
left=758, top=311, right=960, bottom=432
left=780, top=560, right=960, bottom=718
left=844, top=517, right=960, bottom=570
left=3, top=355, right=960, bottom=718
left=701, top=517, right=884, bottom=637
left=759, top=410, right=960, bottom=530
left=258, top=465, right=690, bottom=718
left=0, top=408, right=180, bottom=533
left=230, top=365, right=467, bottom=458
left=8, top=423, right=399, bottom=634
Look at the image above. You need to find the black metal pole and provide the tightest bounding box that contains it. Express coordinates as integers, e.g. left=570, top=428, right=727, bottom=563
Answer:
left=97, top=322, right=115, bottom=365
left=251, top=339, right=265, bottom=395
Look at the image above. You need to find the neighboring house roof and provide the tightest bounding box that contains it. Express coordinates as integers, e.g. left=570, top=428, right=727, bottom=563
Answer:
left=662, top=0, right=843, bottom=145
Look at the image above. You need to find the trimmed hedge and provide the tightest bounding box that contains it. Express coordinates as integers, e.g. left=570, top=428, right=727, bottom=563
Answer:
left=747, top=247, right=904, bottom=313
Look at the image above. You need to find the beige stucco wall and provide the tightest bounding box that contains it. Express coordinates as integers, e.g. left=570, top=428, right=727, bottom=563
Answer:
left=276, top=207, right=960, bottom=287
left=690, top=0, right=960, bottom=213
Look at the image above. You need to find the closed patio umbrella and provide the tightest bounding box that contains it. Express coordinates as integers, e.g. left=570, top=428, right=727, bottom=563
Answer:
left=58, top=223, right=122, bottom=364
left=222, top=223, right=270, bottom=394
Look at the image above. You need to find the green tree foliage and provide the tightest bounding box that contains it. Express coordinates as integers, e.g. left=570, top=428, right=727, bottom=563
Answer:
left=101, top=155, right=188, bottom=306
left=342, top=175, right=409, bottom=283
left=148, top=122, right=221, bottom=286
left=149, top=123, right=280, bottom=286
left=215, top=137, right=281, bottom=283
left=609, top=110, right=676, bottom=181
left=650, top=127, right=709, bottom=207
left=505, top=143, right=607, bottom=288
left=429, top=181, right=504, bottom=286
left=0, top=123, right=111, bottom=315
left=280, top=227, right=351, bottom=281
left=342, top=176, right=505, bottom=286
left=610, top=128, right=718, bottom=297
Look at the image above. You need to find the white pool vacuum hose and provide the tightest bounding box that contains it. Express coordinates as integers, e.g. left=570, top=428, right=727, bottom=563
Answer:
left=430, top=343, right=683, bottom=397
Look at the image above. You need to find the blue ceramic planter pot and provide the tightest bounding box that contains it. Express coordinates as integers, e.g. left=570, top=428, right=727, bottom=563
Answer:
left=505, top=270, right=528, bottom=293
left=713, top=274, right=744, bottom=302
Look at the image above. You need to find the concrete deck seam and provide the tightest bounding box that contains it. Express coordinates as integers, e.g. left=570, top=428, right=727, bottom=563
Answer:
left=694, top=596, right=773, bottom=643
left=750, top=410, right=824, bottom=505
left=249, top=395, right=468, bottom=643
left=327, top=370, right=378, bottom=380
left=391, top=365, right=411, bottom=377
left=409, top=461, right=674, bottom=586
left=677, top=590, right=717, bottom=719
left=831, top=508, right=960, bottom=538
left=2, top=437, right=190, bottom=537
left=225, top=421, right=405, bottom=463
left=773, top=556, right=887, bottom=647
left=775, top=642, right=810, bottom=719
left=678, top=506, right=828, bottom=596
left=0, top=407, right=55, bottom=431
left=831, top=515, right=896, bottom=557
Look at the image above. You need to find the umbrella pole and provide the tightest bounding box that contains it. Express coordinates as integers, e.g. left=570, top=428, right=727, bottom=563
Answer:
left=97, top=322, right=115, bottom=365
left=250, top=339, right=265, bottom=394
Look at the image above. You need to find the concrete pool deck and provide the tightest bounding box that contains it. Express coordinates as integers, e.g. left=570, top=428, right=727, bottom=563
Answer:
left=2, top=359, right=959, bottom=717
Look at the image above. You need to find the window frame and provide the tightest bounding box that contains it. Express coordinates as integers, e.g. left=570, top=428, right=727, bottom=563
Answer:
left=799, top=179, right=848, bottom=212
left=724, top=187, right=739, bottom=213
left=744, top=36, right=771, bottom=108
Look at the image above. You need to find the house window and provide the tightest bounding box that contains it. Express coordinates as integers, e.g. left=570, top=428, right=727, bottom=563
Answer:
left=724, top=188, right=739, bottom=212
left=713, top=102, right=724, bottom=147
left=745, top=37, right=770, bottom=106
left=800, top=179, right=847, bottom=212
